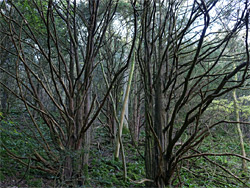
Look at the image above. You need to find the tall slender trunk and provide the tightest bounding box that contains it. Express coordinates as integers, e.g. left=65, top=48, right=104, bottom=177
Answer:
left=122, top=70, right=129, bottom=130
left=115, top=58, right=135, bottom=159
left=145, top=95, right=155, bottom=186
left=131, top=67, right=141, bottom=144
left=82, top=89, right=92, bottom=172
left=232, top=65, right=246, bottom=172
left=232, top=89, right=246, bottom=172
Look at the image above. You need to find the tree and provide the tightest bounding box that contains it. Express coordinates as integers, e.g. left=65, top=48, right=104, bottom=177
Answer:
left=0, top=0, right=131, bottom=185
left=232, top=77, right=247, bottom=172
left=136, top=0, right=249, bottom=186
left=1, top=0, right=249, bottom=187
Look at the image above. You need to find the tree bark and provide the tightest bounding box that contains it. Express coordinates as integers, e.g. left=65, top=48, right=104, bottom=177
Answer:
left=232, top=84, right=246, bottom=172
left=115, top=58, right=135, bottom=160
left=131, top=66, right=141, bottom=144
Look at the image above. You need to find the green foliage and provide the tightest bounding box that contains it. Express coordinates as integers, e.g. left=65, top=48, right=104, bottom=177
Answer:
left=209, top=95, right=250, bottom=120
left=25, top=176, right=43, bottom=187
left=175, top=128, right=250, bottom=187
left=1, top=117, right=44, bottom=156
left=89, top=157, right=145, bottom=187
left=0, top=115, right=53, bottom=184
left=15, top=0, right=47, bottom=34
left=0, top=121, right=24, bottom=181
left=117, top=0, right=133, bottom=19
left=1, top=114, right=249, bottom=187
left=88, top=126, right=145, bottom=187
left=122, top=126, right=130, bottom=134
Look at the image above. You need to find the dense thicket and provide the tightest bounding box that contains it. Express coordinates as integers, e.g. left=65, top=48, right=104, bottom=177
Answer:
left=0, top=0, right=249, bottom=187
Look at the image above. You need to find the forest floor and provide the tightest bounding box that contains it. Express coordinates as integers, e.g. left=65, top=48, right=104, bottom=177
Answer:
left=1, top=118, right=250, bottom=187
left=0, top=123, right=146, bottom=188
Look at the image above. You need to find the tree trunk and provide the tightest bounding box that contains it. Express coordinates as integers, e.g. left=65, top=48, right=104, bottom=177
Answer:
left=1, top=87, right=8, bottom=114
left=1, top=76, right=9, bottom=115
left=232, top=65, right=246, bottom=172
left=115, top=59, right=135, bottom=160
left=122, top=70, right=129, bottom=130
left=154, top=75, right=166, bottom=187
left=131, top=67, right=141, bottom=144
left=61, top=87, right=92, bottom=184
left=145, top=96, right=156, bottom=187
left=232, top=89, right=246, bottom=172
left=82, top=90, right=92, bottom=173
